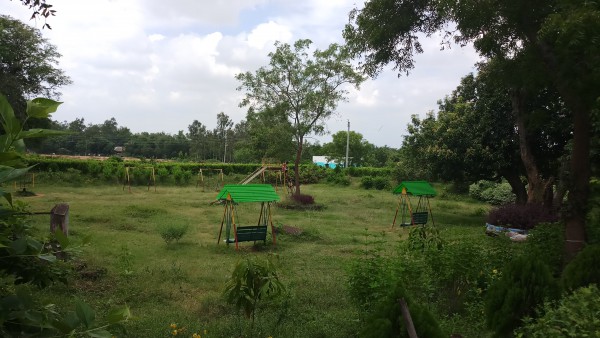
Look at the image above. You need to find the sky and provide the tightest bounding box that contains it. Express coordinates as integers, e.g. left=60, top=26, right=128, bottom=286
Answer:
left=1, top=0, right=480, bottom=148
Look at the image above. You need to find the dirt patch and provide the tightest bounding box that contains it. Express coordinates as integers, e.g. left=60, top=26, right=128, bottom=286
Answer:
left=278, top=225, right=304, bottom=236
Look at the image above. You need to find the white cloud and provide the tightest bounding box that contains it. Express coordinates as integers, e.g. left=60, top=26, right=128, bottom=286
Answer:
left=0, top=0, right=480, bottom=147
left=247, top=21, right=292, bottom=49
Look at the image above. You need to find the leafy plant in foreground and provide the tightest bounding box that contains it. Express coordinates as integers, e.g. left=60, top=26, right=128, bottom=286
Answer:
left=223, top=256, right=285, bottom=326
left=561, top=244, right=600, bottom=292
left=515, top=284, right=600, bottom=337
left=0, top=93, right=130, bottom=336
left=485, top=255, right=560, bottom=337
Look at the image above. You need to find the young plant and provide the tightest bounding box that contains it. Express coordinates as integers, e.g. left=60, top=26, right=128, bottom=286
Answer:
left=158, top=224, right=188, bottom=245
left=223, top=256, right=285, bottom=326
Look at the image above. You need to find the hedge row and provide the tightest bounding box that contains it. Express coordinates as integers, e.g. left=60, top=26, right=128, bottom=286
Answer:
left=26, top=156, right=392, bottom=179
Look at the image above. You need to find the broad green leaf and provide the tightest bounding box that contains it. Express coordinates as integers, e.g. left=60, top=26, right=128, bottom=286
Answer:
left=0, top=94, right=21, bottom=135
left=0, top=152, right=21, bottom=163
left=18, top=129, right=71, bottom=139
left=27, top=237, right=44, bottom=252
left=26, top=98, right=63, bottom=118
left=106, top=305, right=131, bottom=324
left=52, top=311, right=80, bottom=334
left=0, top=165, right=34, bottom=184
left=53, top=229, right=70, bottom=249
left=10, top=238, right=28, bottom=255
left=39, top=254, right=57, bottom=263
left=0, top=188, right=13, bottom=206
left=87, top=329, right=113, bottom=338
left=75, top=301, right=96, bottom=329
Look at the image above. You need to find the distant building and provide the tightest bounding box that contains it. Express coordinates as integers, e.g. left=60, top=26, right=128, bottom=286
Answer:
left=312, top=156, right=338, bottom=169
left=114, top=146, right=125, bottom=153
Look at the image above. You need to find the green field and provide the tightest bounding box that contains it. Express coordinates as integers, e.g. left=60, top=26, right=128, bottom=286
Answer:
left=19, top=179, right=496, bottom=337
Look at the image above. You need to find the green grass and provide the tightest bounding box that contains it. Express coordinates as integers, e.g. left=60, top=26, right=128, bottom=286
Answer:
left=19, top=180, right=491, bottom=337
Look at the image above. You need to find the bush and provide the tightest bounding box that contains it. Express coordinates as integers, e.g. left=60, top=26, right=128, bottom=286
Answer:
left=360, top=175, right=391, bottom=190
left=485, top=256, right=560, bottom=336
left=158, top=225, right=188, bottom=244
left=469, top=180, right=516, bottom=205
left=326, top=171, right=351, bottom=186
left=486, top=203, right=559, bottom=230
left=360, top=282, right=445, bottom=338
left=524, top=222, right=565, bottom=275
left=561, top=244, right=600, bottom=292
left=515, top=284, right=600, bottom=337
left=290, top=194, right=315, bottom=205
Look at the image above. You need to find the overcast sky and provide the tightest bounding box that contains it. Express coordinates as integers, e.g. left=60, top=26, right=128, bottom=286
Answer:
left=1, top=0, right=480, bottom=148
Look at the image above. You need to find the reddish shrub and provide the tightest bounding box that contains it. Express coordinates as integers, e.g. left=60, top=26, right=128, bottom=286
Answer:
left=291, top=194, right=315, bottom=205
left=486, top=204, right=559, bottom=230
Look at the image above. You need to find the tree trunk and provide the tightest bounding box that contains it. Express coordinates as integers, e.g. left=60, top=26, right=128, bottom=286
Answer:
left=532, top=39, right=590, bottom=259
left=293, top=135, right=303, bottom=195
left=502, top=169, right=527, bottom=205
left=512, top=89, right=551, bottom=205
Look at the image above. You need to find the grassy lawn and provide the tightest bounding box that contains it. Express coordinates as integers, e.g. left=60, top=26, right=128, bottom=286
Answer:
left=19, top=179, right=492, bottom=337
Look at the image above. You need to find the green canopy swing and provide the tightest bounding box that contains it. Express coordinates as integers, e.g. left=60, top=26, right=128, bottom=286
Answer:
left=216, top=184, right=280, bottom=250
left=392, top=181, right=437, bottom=227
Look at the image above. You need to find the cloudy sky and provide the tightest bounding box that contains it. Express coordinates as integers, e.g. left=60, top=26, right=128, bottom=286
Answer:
left=1, top=0, right=479, bottom=148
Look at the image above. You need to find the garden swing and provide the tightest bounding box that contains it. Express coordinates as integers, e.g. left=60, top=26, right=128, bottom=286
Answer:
left=391, top=181, right=437, bottom=227
left=216, top=184, right=280, bottom=250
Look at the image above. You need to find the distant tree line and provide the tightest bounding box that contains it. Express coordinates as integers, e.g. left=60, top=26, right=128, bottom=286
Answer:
left=29, top=113, right=400, bottom=167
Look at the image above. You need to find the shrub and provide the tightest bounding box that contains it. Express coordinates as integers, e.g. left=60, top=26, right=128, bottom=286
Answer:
left=361, top=176, right=374, bottom=189
left=291, top=194, right=315, bottom=205
left=486, top=203, right=559, bottom=230
left=515, top=284, right=600, bottom=337
left=372, top=176, right=391, bottom=190
left=524, top=222, right=565, bottom=275
left=326, top=171, right=351, bottom=186
left=360, top=282, right=445, bottom=338
left=469, top=180, right=516, bottom=205
left=485, top=256, right=560, bottom=336
left=158, top=225, right=188, bottom=244
left=561, top=244, right=600, bottom=292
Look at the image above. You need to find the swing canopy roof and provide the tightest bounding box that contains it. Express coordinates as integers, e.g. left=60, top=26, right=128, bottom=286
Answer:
left=216, top=184, right=280, bottom=203
left=392, top=181, right=437, bottom=197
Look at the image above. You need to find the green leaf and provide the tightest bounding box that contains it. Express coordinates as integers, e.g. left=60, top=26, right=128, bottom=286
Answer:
left=53, top=229, right=70, bottom=249
left=10, top=238, right=28, bottom=255
left=39, top=254, right=57, bottom=262
left=0, top=94, right=21, bottom=135
left=106, top=305, right=131, bottom=324
left=0, top=152, right=22, bottom=163
left=52, top=311, right=80, bottom=334
left=0, top=165, right=34, bottom=184
left=0, top=188, right=13, bottom=206
left=75, top=301, right=96, bottom=329
left=18, top=129, right=71, bottom=139
left=87, top=329, right=113, bottom=338
left=26, top=98, right=62, bottom=118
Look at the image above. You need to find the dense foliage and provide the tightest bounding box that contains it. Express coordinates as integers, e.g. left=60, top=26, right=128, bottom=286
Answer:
left=486, top=204, right=560, bottom=230
left=485, top=256, right=560, bottom=337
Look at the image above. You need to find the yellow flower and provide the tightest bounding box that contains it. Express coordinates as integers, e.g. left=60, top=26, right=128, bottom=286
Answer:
left=172, top=329, right=178, bottom=336
left=170, top=323, right=177, bottom=329
left=492, top=269, right=498, bottom=274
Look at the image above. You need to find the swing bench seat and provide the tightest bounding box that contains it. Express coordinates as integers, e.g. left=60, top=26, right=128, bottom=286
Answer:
left=401, top=211, right=429, bottom=226
left=226, top=225, right=268, bottom=243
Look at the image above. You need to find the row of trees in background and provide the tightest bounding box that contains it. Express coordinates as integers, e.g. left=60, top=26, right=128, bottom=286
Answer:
left=30, top=114, right=401, bottom=167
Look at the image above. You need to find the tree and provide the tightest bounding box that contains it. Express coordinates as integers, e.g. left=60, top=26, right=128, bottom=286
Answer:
left=344, top=0, right=600, bottom=257
left=214, top=112, right=233, bottom=162
left=322, top=130, right=373, bottom=167
left=234, top=107, right=295, bottom=163
left=0, top=15, right=71, bottom=125
left=236, top=39, right=365, bottom=194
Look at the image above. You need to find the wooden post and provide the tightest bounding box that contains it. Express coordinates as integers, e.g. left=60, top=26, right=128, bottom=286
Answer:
left=398, top=298, right=418, bottom=338
left=50, top=203, right=70, bottom=236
